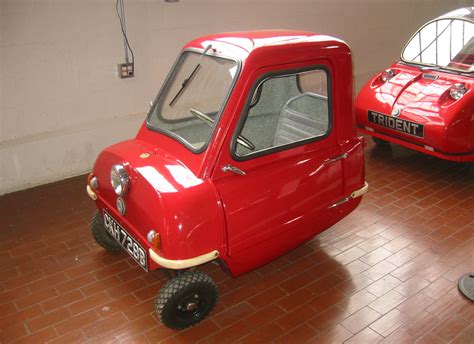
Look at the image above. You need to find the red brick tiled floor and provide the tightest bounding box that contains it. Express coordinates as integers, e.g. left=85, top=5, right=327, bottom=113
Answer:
left=0, top=138, right=473, bottom=343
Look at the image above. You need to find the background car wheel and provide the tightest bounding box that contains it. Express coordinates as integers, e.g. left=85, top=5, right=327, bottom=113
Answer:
left=90, top=210, right=122, bottom=252
left=467, top=163, right=474, bottom=177
left=156, top=271, right=218, bottom=330
left=372, top=136, right=389, bottom=147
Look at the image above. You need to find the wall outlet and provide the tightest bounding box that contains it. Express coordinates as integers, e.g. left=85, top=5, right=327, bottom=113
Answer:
left=118, top=63, right=134, bottom=78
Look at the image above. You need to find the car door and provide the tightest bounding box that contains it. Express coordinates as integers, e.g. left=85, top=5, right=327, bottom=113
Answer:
left=212, top=62, right=346, bottom=275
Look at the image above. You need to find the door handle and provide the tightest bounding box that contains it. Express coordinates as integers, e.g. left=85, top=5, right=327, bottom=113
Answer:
left=324, top=153, right=347, bottom=164
left=222, top=164, right=246, bottom=176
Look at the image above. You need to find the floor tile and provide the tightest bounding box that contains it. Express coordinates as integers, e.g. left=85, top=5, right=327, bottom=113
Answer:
left=1, top=137, right=472, bottom=342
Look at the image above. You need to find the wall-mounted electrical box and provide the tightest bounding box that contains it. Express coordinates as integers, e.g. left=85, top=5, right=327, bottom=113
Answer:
left=118, top=63, right=134, bottom=78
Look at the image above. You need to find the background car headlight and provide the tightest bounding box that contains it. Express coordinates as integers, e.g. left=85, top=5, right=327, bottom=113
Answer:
left=110, top=164, right=130, bottom=196
left=380, top=69, right=395, bottom=82
left=449, top=83, right=467, bottom=100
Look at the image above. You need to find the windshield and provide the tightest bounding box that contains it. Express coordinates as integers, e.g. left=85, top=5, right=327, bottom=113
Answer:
left=147, top=50, right=238, bottom=151
left=402, top=18, right=474, bottom=72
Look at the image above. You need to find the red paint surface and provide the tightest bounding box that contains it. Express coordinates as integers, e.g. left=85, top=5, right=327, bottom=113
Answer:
left=91, top=30, right=365, bottom=276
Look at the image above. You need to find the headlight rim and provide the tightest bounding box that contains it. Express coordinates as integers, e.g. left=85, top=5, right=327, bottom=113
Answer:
left=449, top=83, right=467, bottom=100
left=380, top=68, right=396, bottom=83
left=110, top=164, right=130, bottom=196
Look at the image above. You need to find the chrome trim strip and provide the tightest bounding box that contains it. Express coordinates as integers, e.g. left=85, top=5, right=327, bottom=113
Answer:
left=424, top=145, right=435, bottom=152
left=149, top=249, right=219, bottom=270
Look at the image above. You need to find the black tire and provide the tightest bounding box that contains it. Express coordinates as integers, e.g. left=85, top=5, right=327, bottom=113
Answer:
left=156, top=271, right=218, bottom=330
left=372, top=136, right=389, bottom=146
left=90, top=210, right=122, bottom=252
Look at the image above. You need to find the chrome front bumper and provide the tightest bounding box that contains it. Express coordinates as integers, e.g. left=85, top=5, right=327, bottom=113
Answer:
left=149, top=249, right=219, bottom=270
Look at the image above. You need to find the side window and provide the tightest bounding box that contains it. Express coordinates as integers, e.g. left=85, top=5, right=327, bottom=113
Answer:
left=234, top=68, right=330, bottom=157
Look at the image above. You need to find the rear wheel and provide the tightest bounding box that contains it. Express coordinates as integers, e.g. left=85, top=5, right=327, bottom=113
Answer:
left=90, top=210, right=122, bottom=252
left=372, top=136, right=389, bottom=147
left=156, top=271, right=218, bottom=330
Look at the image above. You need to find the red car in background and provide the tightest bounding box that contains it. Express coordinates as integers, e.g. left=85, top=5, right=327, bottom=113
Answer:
left=356, top=7, right=474, bottom=173
left=86, top=30, right=367, bottom=329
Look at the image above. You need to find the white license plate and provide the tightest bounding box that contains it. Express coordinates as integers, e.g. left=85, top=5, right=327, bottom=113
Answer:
left=103, top=210, right=148, bottom=271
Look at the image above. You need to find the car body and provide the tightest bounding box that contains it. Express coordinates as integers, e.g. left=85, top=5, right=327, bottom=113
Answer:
left=87, top=30, right=367, bottom=329
left=356, top=7, right=474, bottom=164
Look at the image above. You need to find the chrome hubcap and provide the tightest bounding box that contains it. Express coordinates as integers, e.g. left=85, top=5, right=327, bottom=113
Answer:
left=185, top=302, right=198, bottom=312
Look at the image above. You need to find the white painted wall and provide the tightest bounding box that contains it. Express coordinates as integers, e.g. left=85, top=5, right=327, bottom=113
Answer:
left=1, top=0, right=471, bottom=195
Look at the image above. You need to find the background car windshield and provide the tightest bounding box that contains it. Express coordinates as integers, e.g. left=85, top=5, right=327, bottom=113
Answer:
left=148, top=51, right=237, bottom=151
left=402, top=18, right=474, bottom=72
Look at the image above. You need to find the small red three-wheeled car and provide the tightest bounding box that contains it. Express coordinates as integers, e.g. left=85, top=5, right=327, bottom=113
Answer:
left=86, top=30, right=367, bottom=329
left=356, top=7, right=474, bottom=172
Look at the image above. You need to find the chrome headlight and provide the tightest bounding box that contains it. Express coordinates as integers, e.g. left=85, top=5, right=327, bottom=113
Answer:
left=449, top=83, right=467, bottom=100
left=110, top=164, right=130, bottom=196
left=380, top=69, right=395, bottom=82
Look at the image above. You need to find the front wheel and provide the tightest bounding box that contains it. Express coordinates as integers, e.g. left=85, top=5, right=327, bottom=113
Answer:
left=156, top=271, right=218, bottom=330
left=90, top=210, right=122, bottom=252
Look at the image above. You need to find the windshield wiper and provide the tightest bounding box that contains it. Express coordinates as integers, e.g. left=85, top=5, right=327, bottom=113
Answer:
left=169, top=44, right=213, bottom=107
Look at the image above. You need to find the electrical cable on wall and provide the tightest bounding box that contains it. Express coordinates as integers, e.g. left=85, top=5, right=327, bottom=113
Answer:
left=116, top=0, right=135, bottom=78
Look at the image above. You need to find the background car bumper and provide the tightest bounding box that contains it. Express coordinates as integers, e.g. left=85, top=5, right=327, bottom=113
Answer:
left=358, top=127, right=474, bottom=162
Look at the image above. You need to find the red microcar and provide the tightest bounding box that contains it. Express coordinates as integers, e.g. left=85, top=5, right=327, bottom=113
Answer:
left=356, top=7, right=474, bottom=173
left=86, top=30, right=367, bottom=329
